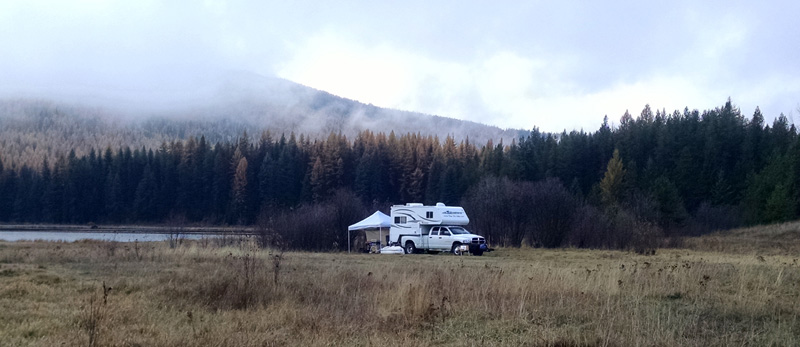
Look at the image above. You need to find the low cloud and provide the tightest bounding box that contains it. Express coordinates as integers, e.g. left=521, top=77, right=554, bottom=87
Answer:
left=1, top=1, right=799, bottom=133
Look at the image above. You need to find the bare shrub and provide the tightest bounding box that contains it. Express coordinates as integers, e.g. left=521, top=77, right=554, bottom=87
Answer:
left=166, top=232, right=185, bottom=249
left=608, top=208, right=662, bottom=253
left=526, top=178, right=579, bottom=248
left=82, top=295, right=101, bottom=347
left=565, top=204, right=612, bottom=248
left=254, top=207, right=285, bottom=249
left=165, top=213, right=188, bottom=249
left=463, top=177, right=579, bottom=248
left=622, top=190, right=661, bottom=226
left=267, top=188, right=364, bottom=251
left=271, top=246, right=286, bottom=286
left=210, top=234, right=249, bottom=248
left=462, top=176, right=535, bottom=247
left=80, top=281, right=112, bottom=347
left=132, top=240, right=142, bottom=261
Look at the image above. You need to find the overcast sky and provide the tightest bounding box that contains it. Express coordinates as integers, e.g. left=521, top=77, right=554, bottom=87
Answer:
left=1, top=1, right=799, bottom=132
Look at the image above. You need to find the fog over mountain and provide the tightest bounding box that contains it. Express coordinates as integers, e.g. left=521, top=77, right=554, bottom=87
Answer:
left=2, top=1, right=799, bottom=133
left=0, top=70, right=524, bottom=169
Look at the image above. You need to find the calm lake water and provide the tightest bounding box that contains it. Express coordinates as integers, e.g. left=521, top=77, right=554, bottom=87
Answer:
left=0, top=231, right=222, bottom=242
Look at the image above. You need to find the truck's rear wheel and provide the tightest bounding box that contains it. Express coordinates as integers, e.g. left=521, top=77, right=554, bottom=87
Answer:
left=404, top=241, right=417, bottom=254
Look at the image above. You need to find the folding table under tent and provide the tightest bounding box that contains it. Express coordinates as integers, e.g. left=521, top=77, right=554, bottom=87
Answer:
left=347, top=211, right=391, bottom=253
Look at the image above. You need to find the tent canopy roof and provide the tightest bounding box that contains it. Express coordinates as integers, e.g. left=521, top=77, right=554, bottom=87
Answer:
left=348, top=211, right=391, bottom=231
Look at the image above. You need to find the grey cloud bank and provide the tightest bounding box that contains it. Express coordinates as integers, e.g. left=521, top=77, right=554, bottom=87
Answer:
left=1, top=1, right=798, bottom=132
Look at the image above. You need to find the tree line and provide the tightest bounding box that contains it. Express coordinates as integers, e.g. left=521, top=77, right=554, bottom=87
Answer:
left=0, top=99, right=798, bottom=250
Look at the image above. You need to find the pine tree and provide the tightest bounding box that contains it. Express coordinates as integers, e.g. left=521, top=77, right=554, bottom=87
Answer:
left=13, top=166, right=41, bottom=222
left=231, top=157, right=249, bottom=223
left=742, top=107, right=765, bottom=174
left=742, top=153, right=793, bottom=224
left=424, top=155, right=444, bottom=205
left=652, top=176, right=687, bottom=230
left=105, top=170, right=124, bottom=223
left=599, top=149, right=625, bottom=206
left=765, top=182, right=795, bottom=223
left=309, top=156, right=326, bottom=202
left=134, top=164, right=159, bottom=221
left=259, top=151, right=278, bottom=208
left=177, top=137, right=200, bottom=219
left=211, top=144, right=231, bottom=219
left=46, top=156, right=68, bottom=222
left=0, top=167, right=16, bottom=221
left=405, top=167, right=425, bottom=202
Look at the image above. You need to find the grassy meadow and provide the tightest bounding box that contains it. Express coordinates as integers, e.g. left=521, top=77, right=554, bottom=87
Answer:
left=1, top=225, right=800, bottom=346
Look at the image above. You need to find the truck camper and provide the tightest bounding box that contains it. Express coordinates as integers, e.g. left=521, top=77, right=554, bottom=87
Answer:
left=389, top=203, right=489, bottom=255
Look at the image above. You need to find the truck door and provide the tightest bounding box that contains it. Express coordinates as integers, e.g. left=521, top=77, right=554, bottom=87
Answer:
left=425, top=227, right=439, bottom=249
left=438, top=227, right=453, bottom=250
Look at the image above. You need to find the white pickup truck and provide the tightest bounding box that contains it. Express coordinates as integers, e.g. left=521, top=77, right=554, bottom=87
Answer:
left=389, top=203, right=489, bottom=256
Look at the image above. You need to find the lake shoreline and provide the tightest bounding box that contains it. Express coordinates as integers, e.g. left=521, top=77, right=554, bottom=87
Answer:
left=0, top=223, right=256, bottom=234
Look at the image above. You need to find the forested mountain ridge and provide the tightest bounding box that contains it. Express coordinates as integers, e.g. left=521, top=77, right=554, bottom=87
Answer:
left=0, top=73, right=522, bottom=169
left=1, top=97, right=799, bottom=251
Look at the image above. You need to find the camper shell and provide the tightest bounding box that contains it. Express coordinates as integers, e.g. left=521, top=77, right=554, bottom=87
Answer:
left=389, top=203, right=488, bottom=255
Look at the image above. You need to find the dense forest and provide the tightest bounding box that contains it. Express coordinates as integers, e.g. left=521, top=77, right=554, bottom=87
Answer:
left=1, top=99, right=799, bottom=251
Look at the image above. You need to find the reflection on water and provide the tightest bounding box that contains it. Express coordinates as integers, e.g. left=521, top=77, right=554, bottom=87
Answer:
left=0, top=231, right=219, bottom=242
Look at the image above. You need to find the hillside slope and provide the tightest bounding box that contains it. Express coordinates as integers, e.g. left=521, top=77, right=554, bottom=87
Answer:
left=0, top=72, right=524, bottom=169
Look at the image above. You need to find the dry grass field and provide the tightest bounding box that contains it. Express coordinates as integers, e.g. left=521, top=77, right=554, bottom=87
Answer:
left=1, top=224, right=800, bottom=346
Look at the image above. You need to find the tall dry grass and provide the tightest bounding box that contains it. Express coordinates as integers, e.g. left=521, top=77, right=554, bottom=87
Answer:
left=683, top=220, right=800, bottom=255
left=0, top=235, right=798, bottom=346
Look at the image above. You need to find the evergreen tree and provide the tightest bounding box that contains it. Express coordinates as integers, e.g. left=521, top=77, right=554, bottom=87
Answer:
left=105, top=170, right=124, bottom=223
left=13, top=166, right=42, bottom=222
left=742, top=153, right=794, bottom=224
left=208, top=144, right=230, bottom=218
left=134, top=164, right=159, bottom=221
left=764, top=182, right=795, bottom=223
left=424, top=155, right=444, bottom=204
left=258, top=150, right=278, bottom=208
left=651, top=176, right=688, bottom=230
left=0, top=167, right=16, bottom=221
left=309, top=156, right=326, bottom=202
left=45, top=157, right=68, bottom=222
left=354, top=147, right=385, bottom=203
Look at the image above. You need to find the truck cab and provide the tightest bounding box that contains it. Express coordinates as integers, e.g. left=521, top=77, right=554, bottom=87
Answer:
left=426, top=225, right=487, bottom=254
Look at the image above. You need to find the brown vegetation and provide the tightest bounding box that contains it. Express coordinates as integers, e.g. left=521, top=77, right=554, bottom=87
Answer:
left=1, top=229, right=799, bottom=346
left=683, top=220, right=800, bottom=255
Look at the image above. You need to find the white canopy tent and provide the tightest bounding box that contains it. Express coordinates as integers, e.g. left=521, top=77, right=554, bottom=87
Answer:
left=347, top=211, right=391, bottom=253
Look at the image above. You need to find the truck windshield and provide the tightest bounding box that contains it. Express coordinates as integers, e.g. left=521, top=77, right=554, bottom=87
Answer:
left=449, top=227, right=469, bottom=235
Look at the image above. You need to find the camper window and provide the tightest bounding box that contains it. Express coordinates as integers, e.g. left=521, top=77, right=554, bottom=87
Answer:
left=426, top=211, right=433, bottom=218
left=394, top=216, right=407, bottom=224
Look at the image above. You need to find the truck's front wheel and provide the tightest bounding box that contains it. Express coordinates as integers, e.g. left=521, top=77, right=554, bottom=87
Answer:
left=404, top=241, right=417, bottom=254
left=451, top=242, right=463, bottom=255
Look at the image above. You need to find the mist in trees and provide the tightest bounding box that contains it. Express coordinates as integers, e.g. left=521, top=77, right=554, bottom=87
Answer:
left=0, top=99, right=798, bottom=251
